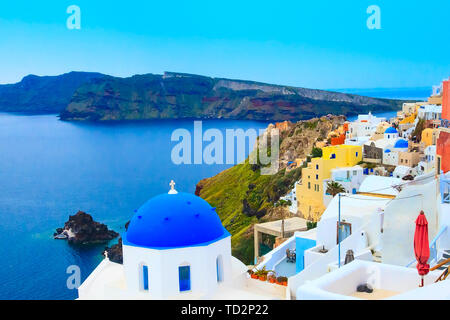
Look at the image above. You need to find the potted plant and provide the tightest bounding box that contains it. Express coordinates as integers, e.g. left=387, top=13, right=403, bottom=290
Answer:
left=276, top=276, right=288, bottom=286
left=254, top=266, right=272, bottom=281
left=268, top=273, right=277, bottom=284
left=248, top=269, right=258, bottom=279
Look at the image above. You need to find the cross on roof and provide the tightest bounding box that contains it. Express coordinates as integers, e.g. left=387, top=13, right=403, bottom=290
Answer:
left=169, top=180, right=178, bottom=194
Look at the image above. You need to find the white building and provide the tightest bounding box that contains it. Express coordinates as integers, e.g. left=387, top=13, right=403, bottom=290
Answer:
left=402, top=126, right=415, bottom=140
left=418, top=146, right=436, bottom=175
left=382, top=139, right=409, bottom=166
left=344, top=136, right=370, bottom=146
left=383, top=149, right=398, bottom=166
left=280, top=181, right=298, bottom=214
left=417, top=104, right=441, bottom=121
left=393, top=165, right=416, bottom=179
left=78, top=182, right=286, bottom=300
left=296, top=260, right=449, bottom=300
left=323, top=166, right=365, bottom=207
left=254, top=172, right=450, bottom=300
left=348, top=112, right=386, bottom=139
left=364, top=126, right=400, bottom=152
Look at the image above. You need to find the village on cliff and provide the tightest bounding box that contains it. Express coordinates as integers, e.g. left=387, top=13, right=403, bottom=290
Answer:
left=77, top=79, right=450, bottom=300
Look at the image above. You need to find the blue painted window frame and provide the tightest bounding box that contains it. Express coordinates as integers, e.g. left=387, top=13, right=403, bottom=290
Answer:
left=179, top=265, right=191, bottom=292
left=142, top=265, right=149, bottom=291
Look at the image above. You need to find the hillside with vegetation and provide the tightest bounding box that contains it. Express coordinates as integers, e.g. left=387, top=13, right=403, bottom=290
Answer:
left=195, top=115, right=346, bottom=264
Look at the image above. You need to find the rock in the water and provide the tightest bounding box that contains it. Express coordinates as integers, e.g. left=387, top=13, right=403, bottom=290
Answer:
left=104, top=238, right=123, bottom=264
left=103, top=221, right=129, bottom=264
left=54, top=211, right=119, bottom=244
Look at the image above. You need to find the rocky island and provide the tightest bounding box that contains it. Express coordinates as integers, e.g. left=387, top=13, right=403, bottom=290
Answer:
left=103, top=221, right=129, bottom=264
left=54, top=211, right=119, bottom=245
left=59, top=71, right=404, bottom=122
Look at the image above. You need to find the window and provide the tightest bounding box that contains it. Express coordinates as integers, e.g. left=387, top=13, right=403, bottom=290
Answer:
left=316, top=174, right=319, bottom=180
left=308, top=182, right=311, bottom=189
left=356, top=152, right=358, bottom=157
left=337, top=222, right=352, bottom=244
left=330, top=153, right=336, bottom=159
left=216, top=256, right=224, bottom=283
left=316, top=164, right=319, bottom=170
left=140, top=264, right=149, bottom=291
left=179, top=265, right=191, bottom=292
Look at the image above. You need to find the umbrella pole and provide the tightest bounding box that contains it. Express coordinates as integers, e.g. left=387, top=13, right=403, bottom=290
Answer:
left=420, top=276, right=424, bottom=287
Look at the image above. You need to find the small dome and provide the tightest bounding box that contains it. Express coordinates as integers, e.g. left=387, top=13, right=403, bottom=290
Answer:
left=394, top=139, right=409, bottom=149
left=125, top=192, right=230, bottom=249
left=384, top=127, right=398, bottom=134
left=384, top=149, right=391, bottom=153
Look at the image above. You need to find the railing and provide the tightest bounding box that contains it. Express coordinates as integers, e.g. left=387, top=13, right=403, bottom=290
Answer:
left=430, top=257, right=450, bottom=283
left=406, top=225, right=448, bottom=267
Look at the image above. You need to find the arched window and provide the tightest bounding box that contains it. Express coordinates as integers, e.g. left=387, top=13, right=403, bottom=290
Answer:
left=179, top=264, right=191, bottom=292
left=216, top=255, right=224, bottom=283
left=139, top=263, right=149, bottom=291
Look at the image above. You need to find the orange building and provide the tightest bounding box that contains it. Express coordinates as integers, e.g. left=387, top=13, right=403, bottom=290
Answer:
left=331, top=134, right=346, bottom=145
left=330, top=123, right=349, bottom=145
left=443, top=80, right=450, bottom=120
left=275, top=121, right=292, bottom=132
left=437, top=79, right=450, bottom=173
left=343, top=123, right=349, bottom=132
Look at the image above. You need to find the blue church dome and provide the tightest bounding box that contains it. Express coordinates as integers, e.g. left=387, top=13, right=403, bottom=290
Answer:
left=384, top=149, right=391, bottom=153
left=384, top=127, right=398, bottom=134
left=394, top=139, right=409, bottom=149
left=124, top=192, right=230, bottom=249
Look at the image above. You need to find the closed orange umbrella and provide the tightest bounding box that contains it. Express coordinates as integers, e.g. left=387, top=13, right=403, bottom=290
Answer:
left=414, top=211, right=430, bottom=287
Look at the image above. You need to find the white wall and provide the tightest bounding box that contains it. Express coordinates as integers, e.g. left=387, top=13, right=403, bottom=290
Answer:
left=316, top=211, right=376, bottom=251
left=296, top=260, right=445, bottom=300
left=288, top=226, right=372, bottom=298
left=382, top=176, right=440, bottom=266
left=123, top=236, right=232, bottom=299
left=255, top=235, right=296, bottom=272
left=383, top=151, right=398, bottom=166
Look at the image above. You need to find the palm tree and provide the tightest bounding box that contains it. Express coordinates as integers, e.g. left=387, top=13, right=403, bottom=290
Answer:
left=326, top=181, right=346, bottom=197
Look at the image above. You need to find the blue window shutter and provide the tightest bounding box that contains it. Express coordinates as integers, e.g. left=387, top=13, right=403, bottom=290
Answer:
left=179, top=266, right=191, bottom=292
left=142, top=265, right=149, bottom=291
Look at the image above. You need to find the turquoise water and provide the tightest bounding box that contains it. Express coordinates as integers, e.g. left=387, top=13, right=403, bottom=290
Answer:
left=0, top=114, right=268, bottom=299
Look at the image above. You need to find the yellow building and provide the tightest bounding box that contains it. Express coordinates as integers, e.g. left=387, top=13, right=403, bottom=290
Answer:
left=421, top=128, right=438, bottom=146
left=399, top=111, right=417, bottom=125
left=296, top=145, right=362, bottom=221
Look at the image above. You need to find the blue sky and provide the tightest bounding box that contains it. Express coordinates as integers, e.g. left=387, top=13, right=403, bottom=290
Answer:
left=0, top=0, right=449, bottom=88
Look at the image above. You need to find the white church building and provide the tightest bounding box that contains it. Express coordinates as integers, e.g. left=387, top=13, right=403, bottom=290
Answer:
left=77, top=182, right=287, bottom=300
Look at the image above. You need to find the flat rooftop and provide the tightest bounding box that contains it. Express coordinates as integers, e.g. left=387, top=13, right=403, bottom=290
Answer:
left=255, top=217, right=308, bottom=237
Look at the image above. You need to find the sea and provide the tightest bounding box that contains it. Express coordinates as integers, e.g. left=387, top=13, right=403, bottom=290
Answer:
left=0, top=88, right=428, bottom=299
